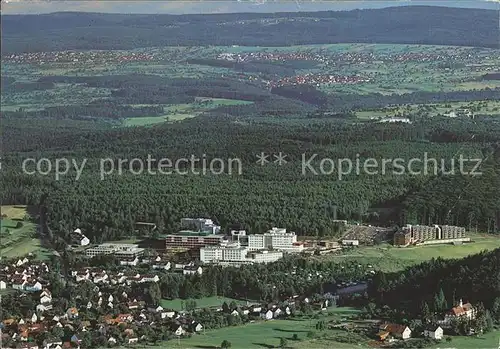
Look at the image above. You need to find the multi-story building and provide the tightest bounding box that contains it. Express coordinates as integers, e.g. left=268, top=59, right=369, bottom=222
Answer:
left=394, top=227, right=412, bottom=246
left=395, top=224, right=467, bottom=246
left=180, top=218, right=221, bottom=234
left=200, top=242, right=249, bottom=263
left=200, top=242, right=282, bottom=265
left=199, top=246, right=224, bottom=263
left=164, top=231, right=226, bottom=249
left=84, top=244, right=144, bottom=258
left=439, top=225, right=466, bottom=239
left=247, top=227, right=302, bottom=252
left=411, top=225, right=438, bottom=241
left=247, top=250, right=283, bottom=264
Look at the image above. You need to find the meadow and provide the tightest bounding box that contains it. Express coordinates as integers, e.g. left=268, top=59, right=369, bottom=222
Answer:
left=430, top=330, right=500, bottom=349
left=167, top=307, right=363, bottom=349
left=123, top=99, right=253, bottom=127
left=318, top=234, right=500, bottom=273
left=0, top=205, right=49, bottom=259
left=160, top=296, right=249, bottom=311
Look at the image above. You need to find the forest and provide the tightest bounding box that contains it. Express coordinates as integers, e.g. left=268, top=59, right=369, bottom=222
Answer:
left=368, top=248, right=500, bottom=323
left=2, top=6, right=499, bottom=53
left=1, top=112, right=499, bottom=242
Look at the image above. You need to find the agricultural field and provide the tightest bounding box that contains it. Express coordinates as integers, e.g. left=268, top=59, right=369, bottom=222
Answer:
left=160, top=296, right=249, bottom=311
left=3, top=44, right=499, bottom=116
left=318, top=234, right=500, bottom=273
left=0, top=205, right=49, bottom=260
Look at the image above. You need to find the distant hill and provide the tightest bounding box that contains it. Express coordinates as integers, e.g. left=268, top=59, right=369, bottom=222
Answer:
left=1, top=6, right=498, bottom=54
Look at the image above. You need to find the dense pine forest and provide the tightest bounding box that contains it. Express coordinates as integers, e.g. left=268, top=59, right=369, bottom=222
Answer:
left=2, top=113, right=500, bottom=242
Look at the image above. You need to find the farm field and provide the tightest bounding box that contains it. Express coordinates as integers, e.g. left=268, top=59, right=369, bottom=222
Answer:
left=160, top=296, right=250, bottom=311
left=0, top=205, right=49, bottom=260
left=167, top=307, right=363, bottom=349
left=3, top=44, right=499, bottom=115
left=319, top=234, right=500, bottom=272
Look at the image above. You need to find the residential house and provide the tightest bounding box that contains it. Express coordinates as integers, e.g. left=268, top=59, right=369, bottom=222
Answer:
left=25, top=281, right=43, bottom=292
left=261, top=310, right=273, bottom=320
left=424, top=325, right=443, bottom=340
left=43, top=339, right=63, bottom=349
left=152, top=262, right=171, bottom=271
left=139, top=275, right=159, bottom=283
left=107, top=337, right=117, bottom=345
left=172, top=325, right=186, bottom=336
left=0, top=280, right=7, bottom=289
left=12, top=277, right=27, bottom=290
left=127, top=337, right=138, bottom=344
left=183, top=266, right=202, bottom=276
left=116, top=314, right=133, bottom=323
left=127, top=300, right=143, bottom=310
left=66, top=307, right=79, bottom=319
left=161, top=310, right=176, bottom=319
left=147, top=305, right=164, bottom=313
left=119, top=256, right=139, bottom=267
left=40, top=295, right=52, bottom=305
left=36, top=304, right=51, bottom=313
left=378, top=324, right=412, bottom=340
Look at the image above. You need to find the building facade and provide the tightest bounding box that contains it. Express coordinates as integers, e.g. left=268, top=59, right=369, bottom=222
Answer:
left=164, top=231, right=225, bottom=249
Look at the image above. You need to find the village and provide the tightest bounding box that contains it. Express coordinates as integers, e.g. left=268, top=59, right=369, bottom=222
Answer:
left=0, top=218, right=487, bottom=349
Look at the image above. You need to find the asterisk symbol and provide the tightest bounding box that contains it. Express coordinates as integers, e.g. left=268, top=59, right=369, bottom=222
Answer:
left=256, top=152, right=270, bottom=166
left=273, top=152, right=288, bottom=165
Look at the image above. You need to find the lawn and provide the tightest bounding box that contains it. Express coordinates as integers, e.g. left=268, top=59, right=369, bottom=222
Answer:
left=160, top=296, right=249, bottom=311
left=320, top=234, right=500, bottom=272
left=431, top=330, right=500, bottom=349
left=166, top=307, right=363, bottom=349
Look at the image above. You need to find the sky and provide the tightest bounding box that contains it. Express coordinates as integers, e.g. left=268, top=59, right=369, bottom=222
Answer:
left=1, top=0, right=499, bottom=15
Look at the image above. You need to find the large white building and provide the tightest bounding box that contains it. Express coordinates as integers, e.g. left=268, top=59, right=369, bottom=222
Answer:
left=180, top=218, right=221, bottom=234
left=200, top=242, right=282, bottom=265
left=247, top=227, right=303, bottom=252
left=84, top=244, right=144, bottom=259
left=247, top=250, right=283, bottom=264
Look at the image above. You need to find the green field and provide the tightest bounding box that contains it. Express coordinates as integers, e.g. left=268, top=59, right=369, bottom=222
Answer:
left=160, top=296, right=249, bottom=311
left=123, top=99, right=253, bottom=126
left=0, top=205, right=49, bottom=259
left=356, top=100, right=500, bottom=120
left=167, top=307, right=362, bottom=349
left=319, top=234, right=500, bottom=272
left=431, top=331, right=500, bottom=349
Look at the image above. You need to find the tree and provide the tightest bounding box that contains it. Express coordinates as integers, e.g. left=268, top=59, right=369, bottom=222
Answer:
left=420, top=301, right=431, bottom=324
left=221, top=340, right=232, bottom=349
left=433, top=288, right=447, bottom=312
left=292, top=333, right=298, bottom=341
left=279, top=337, right=288, bottom=348
left=147, top=283, right=161, bottom=306
left=185, top=299, right=197, bottom=312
